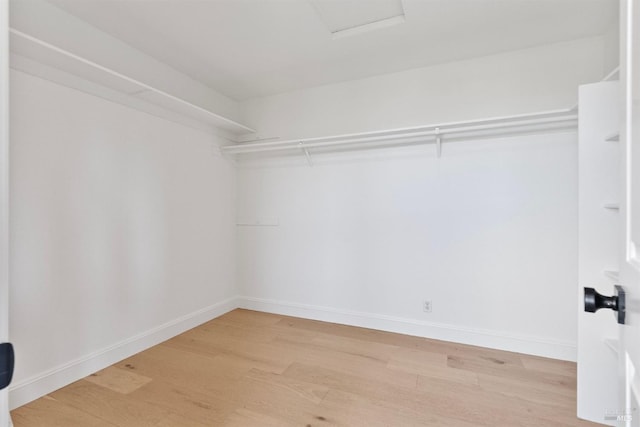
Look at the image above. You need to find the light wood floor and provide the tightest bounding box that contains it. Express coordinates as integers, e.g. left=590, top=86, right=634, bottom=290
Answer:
left=11, top=309, right=602, bottom=426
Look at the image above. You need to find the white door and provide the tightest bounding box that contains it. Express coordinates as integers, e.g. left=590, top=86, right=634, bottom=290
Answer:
left=619, top=0, right=640, bottom=425
left=578, top=1, right=640, bottom=426
left=577, top=80, right=621, bottom=426
left=0, top=0, right=9, bottom=426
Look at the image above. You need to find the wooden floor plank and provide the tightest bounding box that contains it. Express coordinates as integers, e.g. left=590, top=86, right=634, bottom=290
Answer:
left=224, top=408, right=299, bottom=427
left=11, top=309, right=603, bottom=427
left=476, top=372, right=577, bottom=408
left=84, top=366, right=152, bottom=395
left=48, top=380, right=209, bottom=427
left=12, top=396, right=117, bottom=427
left=520, top=354, right=578, bottom=377
left=225, top=369, right=333, bottom=426
left=319, top=388, right=481, bottom=427
left=387, top=347, right=479, bottom=385
left=126, top=379, right=234, bottom=425
left=272, top=336, right=419, bottom=389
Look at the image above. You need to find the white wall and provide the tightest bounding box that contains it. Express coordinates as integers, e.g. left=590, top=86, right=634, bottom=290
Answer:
left=9, top=70, right=237, bottom=408
left=236, top=134, right=578, bottom=360
left=235, top=36, right=603, bottom=361
left=241, top=36, right=610, bottom=140
left=601, top=12, right=620, bottom=75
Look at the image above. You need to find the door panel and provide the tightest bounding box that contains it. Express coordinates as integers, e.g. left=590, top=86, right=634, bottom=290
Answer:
left=0, top=0, right=9, bottom=425
left=620, top=0, right=640, bottom=425
left=577, top=81, right=621, bottom=426
left=629, top=0, right=640, bottom=268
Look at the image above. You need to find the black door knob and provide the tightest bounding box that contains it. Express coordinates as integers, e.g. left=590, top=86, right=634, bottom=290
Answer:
left=584, top=285, right=626, bottom=324
left=0, top=342, right=13, bottom=390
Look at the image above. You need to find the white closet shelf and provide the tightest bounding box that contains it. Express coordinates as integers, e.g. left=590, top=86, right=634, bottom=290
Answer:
left=604, top=132, right=620, bottom=142
left=602, top=66, right=620, bottom=82
left=222, top=108, right=578, bottom=156
left=235, top=218, right=279, bottom=227
left=603, top=337, right=618, bottom=356
left=604, top=270, right=620, bottom=281
left=603, top=203, right=620, bottom=210
left=9, top=29, right=255, bottom=135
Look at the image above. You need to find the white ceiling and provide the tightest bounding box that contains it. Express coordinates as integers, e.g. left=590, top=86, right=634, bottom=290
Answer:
left=46, top=0, right=617, bottom=101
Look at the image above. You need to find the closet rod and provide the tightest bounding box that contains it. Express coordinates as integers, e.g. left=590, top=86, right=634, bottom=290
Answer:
left=222, top=110, right=577, bottom=155
left=232, top=108, right=575, bottom=147
left=228, top=108, right=575, bottom=150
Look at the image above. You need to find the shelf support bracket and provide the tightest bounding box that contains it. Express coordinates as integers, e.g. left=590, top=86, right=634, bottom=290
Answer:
left=435, top=128, right=442, bottom=158
left=299, top=142, right=313, bottom=166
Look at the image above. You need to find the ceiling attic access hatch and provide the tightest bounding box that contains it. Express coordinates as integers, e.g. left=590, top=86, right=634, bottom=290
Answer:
left=310, top=0, right=406, bottom=39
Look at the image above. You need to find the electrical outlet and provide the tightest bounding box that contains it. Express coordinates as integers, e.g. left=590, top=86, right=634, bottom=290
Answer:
left=423, top=300, right=432, bottom=313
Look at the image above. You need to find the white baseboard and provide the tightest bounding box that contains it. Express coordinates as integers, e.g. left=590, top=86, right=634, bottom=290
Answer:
left=8, top=294, right=576, bottom=411
left=237, top=296, right=577, bottom=362
left=8, top=296, right=238, bottom=410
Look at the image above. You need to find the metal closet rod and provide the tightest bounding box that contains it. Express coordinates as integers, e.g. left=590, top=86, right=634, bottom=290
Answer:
left=223, top=109, right=578, bottom=155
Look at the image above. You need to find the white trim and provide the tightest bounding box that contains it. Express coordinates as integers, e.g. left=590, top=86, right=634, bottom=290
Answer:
left=0, top=0, right=11, bottom=424
left=8, top=297, right=238, bottom=410
left=237, top=296, right=577, bottom=362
